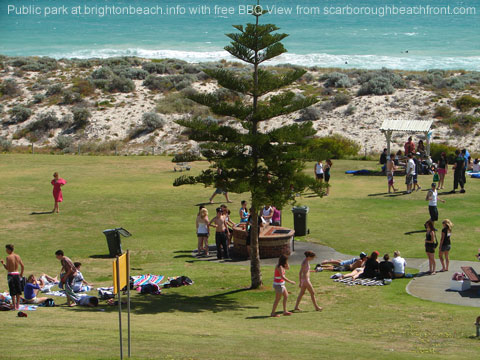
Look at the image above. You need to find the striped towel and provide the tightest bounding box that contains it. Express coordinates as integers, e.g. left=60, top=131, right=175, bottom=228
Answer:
left=131, top=275, right=165, bottom=287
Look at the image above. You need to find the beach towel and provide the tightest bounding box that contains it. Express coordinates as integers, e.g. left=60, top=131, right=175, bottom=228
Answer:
left=333, top=277, right=384, bottom=286
left=18, top=304, right=37, bottom=311
left=345, top=170, right=371, bottom=175
left=131, top=275, right=165, bottom=287
left=44, top=290, right=90, bottom=299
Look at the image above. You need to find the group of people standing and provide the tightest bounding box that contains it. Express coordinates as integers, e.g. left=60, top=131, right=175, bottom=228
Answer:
left=314, top=159, right=333, bottom=196
left=424, top=219, right=454, bottom=275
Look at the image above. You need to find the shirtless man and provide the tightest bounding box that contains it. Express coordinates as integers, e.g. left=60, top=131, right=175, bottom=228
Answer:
left=209, top=207, right=229, bottom=260
left=1, top=244, right=25, bottom=310
left=55, top=249, right=78, bottom=307
left=387, top=153, right=398, bottom=193
left=319, top=252, right=367, bottom=271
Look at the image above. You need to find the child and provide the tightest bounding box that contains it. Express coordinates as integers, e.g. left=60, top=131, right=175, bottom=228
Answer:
left=72, top=262, right=93, bottom=292
left=77, top=296, right=99, bottom=307
left=271, top=254, right=295, bottom=317
left=24, top=275, right=48, bottom=304
left=51, top=172, right=67, bottom=213
left=294, top=251, right=322, bottom=312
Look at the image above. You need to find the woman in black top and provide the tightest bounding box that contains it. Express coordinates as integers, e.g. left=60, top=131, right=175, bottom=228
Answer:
left=324, top=159, right=333, bottom=196
left=439, top=219, right=453, bottom=272
left=425, top=220, right=437, bottom=274
left=437, top=152, right=448, bottom=189
left=362, top=251, right=380, bottom=278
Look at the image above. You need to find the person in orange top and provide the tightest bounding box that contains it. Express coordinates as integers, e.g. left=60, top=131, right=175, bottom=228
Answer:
left=271, top=254, right=295, bottom=317
left=404, top=136, right=415, bottom=156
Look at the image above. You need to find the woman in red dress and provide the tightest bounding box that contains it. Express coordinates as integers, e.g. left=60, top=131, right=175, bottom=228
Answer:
left=51, top=172, right=66, bottom=213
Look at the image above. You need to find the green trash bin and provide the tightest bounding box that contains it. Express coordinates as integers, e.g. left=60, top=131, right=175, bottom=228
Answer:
left=103, top=228, right=131, bottom=257
left=291, top=206, right=309, bottom=236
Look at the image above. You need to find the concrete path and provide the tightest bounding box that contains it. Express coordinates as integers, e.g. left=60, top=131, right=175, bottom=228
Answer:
left=193, top=242, right=480, bottom=307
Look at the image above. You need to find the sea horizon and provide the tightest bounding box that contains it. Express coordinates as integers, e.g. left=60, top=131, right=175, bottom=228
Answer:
left=1, top=0, right=479, bottom=70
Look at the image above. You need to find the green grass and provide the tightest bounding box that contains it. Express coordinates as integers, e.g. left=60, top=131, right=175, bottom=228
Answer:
left=0, top=154, right=479, bottom=359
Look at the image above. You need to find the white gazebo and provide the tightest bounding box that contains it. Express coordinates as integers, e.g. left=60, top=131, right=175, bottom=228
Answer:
left=380, top=119, right=434, bottom=157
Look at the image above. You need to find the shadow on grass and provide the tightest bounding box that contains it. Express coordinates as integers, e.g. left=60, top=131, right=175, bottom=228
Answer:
left=368, top=192, right=389, bottom=197
left=89, top=254, right=114, bottom=259
left=438, top=191, right=460, bottom=196
left=30, top=211, right=54, bottom=215
left=245, top=315, right=271, bottom=320
left=71, top=288, right=255, bottom=315
left=404, top=230, right=426, bottom=236
left=385, top=192, right=409, bottom=197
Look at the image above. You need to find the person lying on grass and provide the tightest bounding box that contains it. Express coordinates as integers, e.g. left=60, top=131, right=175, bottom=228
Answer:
left=76, top=296, right=99, bottom=307
left=318, top=252, right=367, bottom=272
left=294, top=251, right=322, bottom=312
left=271, top=254, right=295, bottom=317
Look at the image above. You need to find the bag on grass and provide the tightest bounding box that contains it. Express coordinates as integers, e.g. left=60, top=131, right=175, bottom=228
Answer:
left=140, top=283, right=160, bottom=295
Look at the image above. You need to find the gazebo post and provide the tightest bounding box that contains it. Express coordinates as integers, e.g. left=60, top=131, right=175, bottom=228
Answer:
left=385, top=130, right=392, bottom=158
left=425, top=131, right=431, bottom=157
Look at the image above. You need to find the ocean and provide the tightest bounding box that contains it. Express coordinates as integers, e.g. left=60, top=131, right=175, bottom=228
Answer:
left=1, top=0, right=479, bottom=70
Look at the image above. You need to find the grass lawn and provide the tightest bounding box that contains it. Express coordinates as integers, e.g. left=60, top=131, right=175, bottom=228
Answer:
left=0, top=154, right=479, bottom=359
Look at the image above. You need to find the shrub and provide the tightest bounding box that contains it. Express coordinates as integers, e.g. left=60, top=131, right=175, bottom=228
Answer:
left=91, top=67, right=114, bottom=80
left=455, top=95, right=480, bottom=112
left=72, top=78, right=95, bottom=97
left=299, top=107, right=320, bottom=121
left=0, top=79, right=21, bottom=98
left=46, top=83, right=63, bottom=97
left=32, top=93, right=45, bottom=104
left=332, top=93, right=351, bottom=107
left=322, top=72, right=352, bottom=88
left=0, top=136, right=12, bottom=151
left=430, top=143, right=458, bottom=163
left=62, top=90, right=82, bottom=105
left=72, top=107, right=91, bottom=129
left=28, top=111, right=60, bottom=132
left=305, top=134, right=360, bottom=160
left=142, top=62, right=166, bottom=74
left=357, top=76, right=395, bottom=96
left=156, top=91, right=210, bottom=116
left=105, top=75, right=135, bottom=93
left=55, top=135, right=73, bottom=150
left=113, top=66, right=149, bottom=80
left=10, top=105, right=32, bottom=123
left=344, top=104, right=356, bottom=116
left=143, top=74, right=196, bottom=92
left=172, top=151, right=201, bottom=163
left=142, top=112, right=165, bottom=131
left=433, top=105, right=453, bottom=119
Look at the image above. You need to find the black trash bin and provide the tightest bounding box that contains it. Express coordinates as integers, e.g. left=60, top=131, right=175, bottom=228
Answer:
left=103, top=228, right=131, bottom=257
left=291, top=206, right=309, bottom=236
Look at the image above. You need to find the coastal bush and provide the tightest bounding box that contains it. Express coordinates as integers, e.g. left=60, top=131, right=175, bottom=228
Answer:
left=55, top=135, right=73, bottom=150
left=144, top=74, right=196, bottom=92
left=102, top=57, right=141, bottom=68
left=429, top=143, right=457, bottom=163
left=156, top=91, right=210, bottom=116
left=10, top=105, right=33, bottom=124
left=433, top=105, right=453, bottom=119
left=105, top=75, right=135, bottom=93
left=62, top=90, right=82, bottom=105
left=0, top=79, right=22, bottom=98
left=19, top=57, right=58, bottom=72
left=142, top=112, right=165, bottom=131
left=32, top=93, right=45, bottom=104
left=455, top=95, right=480, bottom=112
left=298, top=106, right=320, bottom=121
left=332, top=93, right=351, bottom=107
left=76, top=59, right=93, bottom=68
left=344, top=104, right=356, bottom=116
left=113, top=66, right=149, bottom=80
left=172, top=151, right=201, bottom=163
left=305, top=134, right=360, bottom=160
left=0, top=136, right=12, bottom=151
left=142, top=62, right=166, bottom=74
left=322, top=72, right=353, bottom=88
left=359, top=69, right=405, bottom=88
left=72, top=78, right=95, bottom=97
left=72, top=107, right=91, bottom=129
left=357, top=76, right=395, bottom=96
left=92, top=67, right=114, bottom=80
left=28, top=111, right=60, bottom=133
left=46, top=83, right=64, bottom=97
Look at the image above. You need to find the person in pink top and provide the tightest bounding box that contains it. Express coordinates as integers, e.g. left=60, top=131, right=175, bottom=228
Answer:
left=271, top=206, right=281, bottom=226
left=51, top=172, right=66, bottom=213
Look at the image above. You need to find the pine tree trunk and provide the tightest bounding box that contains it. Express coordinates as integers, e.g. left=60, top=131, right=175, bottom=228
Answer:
left=249, top=210, right=262, bottom=289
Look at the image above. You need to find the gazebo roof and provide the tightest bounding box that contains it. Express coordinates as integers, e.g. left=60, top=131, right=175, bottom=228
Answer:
left=380, top=119, right=433, bottom=133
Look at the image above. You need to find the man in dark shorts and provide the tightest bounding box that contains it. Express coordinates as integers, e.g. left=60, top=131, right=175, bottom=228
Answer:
left=55, top=249, right=79, bottom=307
left=1, top=244, right=25, bottom=310
left=209, top=208, right=229, bottom=260
left=451, top=149, right=465, bottom=193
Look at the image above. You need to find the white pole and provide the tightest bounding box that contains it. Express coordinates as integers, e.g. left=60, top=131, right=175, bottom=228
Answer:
left=116, top=257, right=123, bottom=360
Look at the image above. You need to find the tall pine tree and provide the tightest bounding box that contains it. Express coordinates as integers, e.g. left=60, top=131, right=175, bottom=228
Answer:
left=174, top=1, right=324, bottom=288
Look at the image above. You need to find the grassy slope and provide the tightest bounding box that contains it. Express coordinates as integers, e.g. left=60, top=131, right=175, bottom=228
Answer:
left=0, top=154, right=479, bottom=360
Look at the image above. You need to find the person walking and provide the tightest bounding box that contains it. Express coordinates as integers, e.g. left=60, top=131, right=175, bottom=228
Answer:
left=426, top=182, right=445, bottom=228
left=387, top=153, right=398, bottom=193
left=405, top=153, right=415, bottom=194
left=324, top=159, right=333, bottom=195
left=1, top=244, right=24, bottom=310
left=314, top=160, right=324, bottom=183
left=294, top=251, right=322, bottom=312
left=196, top=208, right=210, bottom=256
left=51, top=172, right=67, bottom=213
left=271, top=254, right=295, bottom=317
left=437, top=152, right=448, bottom=189
left=439, top=219, right=453, bottom=272
left=424, top=220, right=437, bottom=275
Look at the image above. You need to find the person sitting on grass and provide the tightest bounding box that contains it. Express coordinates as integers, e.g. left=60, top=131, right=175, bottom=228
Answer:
left=361, top=251, right=380, bottom=278
left=72, top=262, right=93, bottom=292
left=319, top=252, right=367, bottom=272
left=24, top=275, right=48, bottom=305
left=271, top=254, right=295, bottom=317
left=294, top=251, right=322, bottom=312
left=392, top=251, right=406, bottom=278
left=76, top=296, right=99, bottom=307
left=378, top=254, right=394, bottom=280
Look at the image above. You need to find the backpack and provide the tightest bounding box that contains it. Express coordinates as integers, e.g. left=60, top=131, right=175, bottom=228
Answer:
left=140, top=283, right=160, bottom=295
